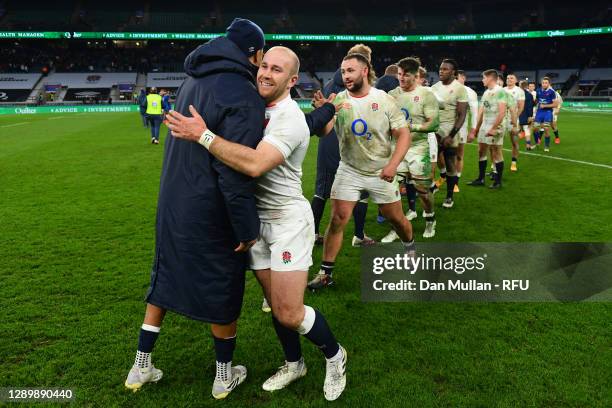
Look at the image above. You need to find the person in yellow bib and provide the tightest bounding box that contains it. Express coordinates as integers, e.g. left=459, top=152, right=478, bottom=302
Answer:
left=145, top=87, right=164, bottom=144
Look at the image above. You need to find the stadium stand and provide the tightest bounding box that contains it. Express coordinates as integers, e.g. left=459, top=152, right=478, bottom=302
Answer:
left=145, top=72, right=187, bottom=89
left=0, top=73, right=41, bottom=102
left=579, top=68, right=612, bottom=96
left=0, top=1, right=610, bottom=105
left=2, top=0, right=610, bottom=34
left=44, top=72, right=136, bottom=102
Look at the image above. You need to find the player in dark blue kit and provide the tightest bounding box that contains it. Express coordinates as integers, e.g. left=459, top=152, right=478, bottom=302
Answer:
left=519, top=80, right=535, bottom=150
left=533, top=77, right=558, bottom=152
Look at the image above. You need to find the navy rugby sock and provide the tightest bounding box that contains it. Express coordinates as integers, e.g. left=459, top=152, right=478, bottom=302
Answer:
left=353, top=201, right=368, bottom=239
left=272, top=315, right=302, bottom=362
left=298, top=306, right=340, bottom=359
left=311, top=196, right=326, bottom=235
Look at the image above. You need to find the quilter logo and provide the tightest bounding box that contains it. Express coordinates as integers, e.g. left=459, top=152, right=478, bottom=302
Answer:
left=547, top=30, right=565, bottom=37
left=15, top=107, right=36, bottom=114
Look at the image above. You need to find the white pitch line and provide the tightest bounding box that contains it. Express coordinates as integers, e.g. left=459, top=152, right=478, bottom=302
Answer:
left=1, top=122, right=27, bottom=128
left=48, top=116, right=68, bottom=120
left=465, top=143, right=612, bottom=170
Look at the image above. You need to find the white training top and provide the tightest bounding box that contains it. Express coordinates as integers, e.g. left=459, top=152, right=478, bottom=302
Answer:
left=256, top=94, right=311, bottom=223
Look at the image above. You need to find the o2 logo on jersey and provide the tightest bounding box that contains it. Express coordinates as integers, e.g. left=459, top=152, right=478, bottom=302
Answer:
left=483, top=100, right=490, bottom=108
left=351, top=119, right=373, bottom=140
left=401, top=108, right=412, bottom=124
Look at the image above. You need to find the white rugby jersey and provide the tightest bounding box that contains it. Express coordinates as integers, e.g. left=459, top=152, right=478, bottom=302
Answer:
left=256, top=94, right=310, bottom=222
left=333, top=87, right=407, bottom=175
left=464, top=85, right=479, bottom=130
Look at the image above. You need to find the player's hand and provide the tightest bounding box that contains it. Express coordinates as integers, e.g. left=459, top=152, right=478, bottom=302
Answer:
left=234, top=239, right=257, bottom=252
left=467, top=129, right=476, bottom=142
left=380, top=163, right=397, bottom=183
left=486, top=128, right=498, bottom=137
left=441, top=136, right=454, bottom=148
left=166, top=105, right=207, bottom=141
left=312, top=91, right=338, bottom=110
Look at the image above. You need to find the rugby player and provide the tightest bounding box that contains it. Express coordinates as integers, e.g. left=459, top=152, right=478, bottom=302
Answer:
left=533, top=77, right=558, bottom=152
left=418, top=66, right=441, bottom=196
left=468, top=69, right=508, bottom=189
left=382, top=57, right=439, bottom=241
left=519, top=80, right=535, bottom=150
left=312, top=44, right=375, bottom=249
left=431, top=59, right=468, bottom=208
left=456, top=70, right=478, bottom=189
left=167, top=46, right=347, bottom=401
left=552, top=89, right=563, bottom=144
left=308, top=52, right=414, bottom=289
left=503, top=74, right=524, bottom=171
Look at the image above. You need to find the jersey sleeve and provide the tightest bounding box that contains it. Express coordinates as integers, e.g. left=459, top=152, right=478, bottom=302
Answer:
left=456, top=84, right=468, bottom=103
left=423, top=90, right=440, bottom=130
left=262, top=112, right=308, bottom=159
left=468, top=90, right=479, bottom=128
left=385, top=95, right=408, bottom=130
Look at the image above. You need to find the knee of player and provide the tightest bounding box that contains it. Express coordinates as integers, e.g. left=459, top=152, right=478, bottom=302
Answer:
left=273, top=305, right=303, bottom=330
left=330, top=210, right=351, bottom=228
left=385, top=211, right=408, bottom=227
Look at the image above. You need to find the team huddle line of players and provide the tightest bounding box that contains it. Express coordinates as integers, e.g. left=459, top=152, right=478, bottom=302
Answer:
left=307, top=44, right=563, bottom=290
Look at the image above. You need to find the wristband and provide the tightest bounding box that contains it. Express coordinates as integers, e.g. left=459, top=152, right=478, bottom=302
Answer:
left=198, top=129, right=216, bottom=149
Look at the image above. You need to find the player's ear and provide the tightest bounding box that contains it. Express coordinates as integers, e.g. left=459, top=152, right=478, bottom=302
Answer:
left=288, top=74, right=298, bottom=89
left=250, top=49, right=264, bottom=67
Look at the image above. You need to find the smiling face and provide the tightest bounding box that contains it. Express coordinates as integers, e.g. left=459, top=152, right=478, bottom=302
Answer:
left=398, top=67, right=417, bottom=92
left=256, top=47, right=299, bottom=104
left=541, top=78, right=550, bottom=90
left=341, top=57, right=368, bottom=93
left=506, top=74, right=517, bottom=87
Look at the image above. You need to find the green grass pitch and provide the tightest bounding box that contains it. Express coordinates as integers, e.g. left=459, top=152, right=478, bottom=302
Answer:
left=0, top=111, right=611, bottom=407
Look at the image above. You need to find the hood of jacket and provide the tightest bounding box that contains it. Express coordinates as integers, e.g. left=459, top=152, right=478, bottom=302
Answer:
left=184, top=36, right=258, bottom=83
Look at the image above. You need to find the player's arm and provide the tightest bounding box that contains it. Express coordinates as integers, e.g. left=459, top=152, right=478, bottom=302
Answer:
left=417, top=91, right=440, bottom=133
left=470, top=106, right=484, bottom=142
left=516, top=98, right=525, bottom=117
left=551, top=97, right=560, bottom=109
left=452, top=101, right=468, bottom=136
left=510, top=106, right=518, bottom=132
left=381, top=126, right=410, bottom=182
left=167, top=105, right=284, bottom=178
left=448, top=85, right=469, bottom=140
left=381, top=99, right=410, bottom=181
left=468, top=95, right=479, bottom=132
left=306, top=91, right=337, bottom=137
